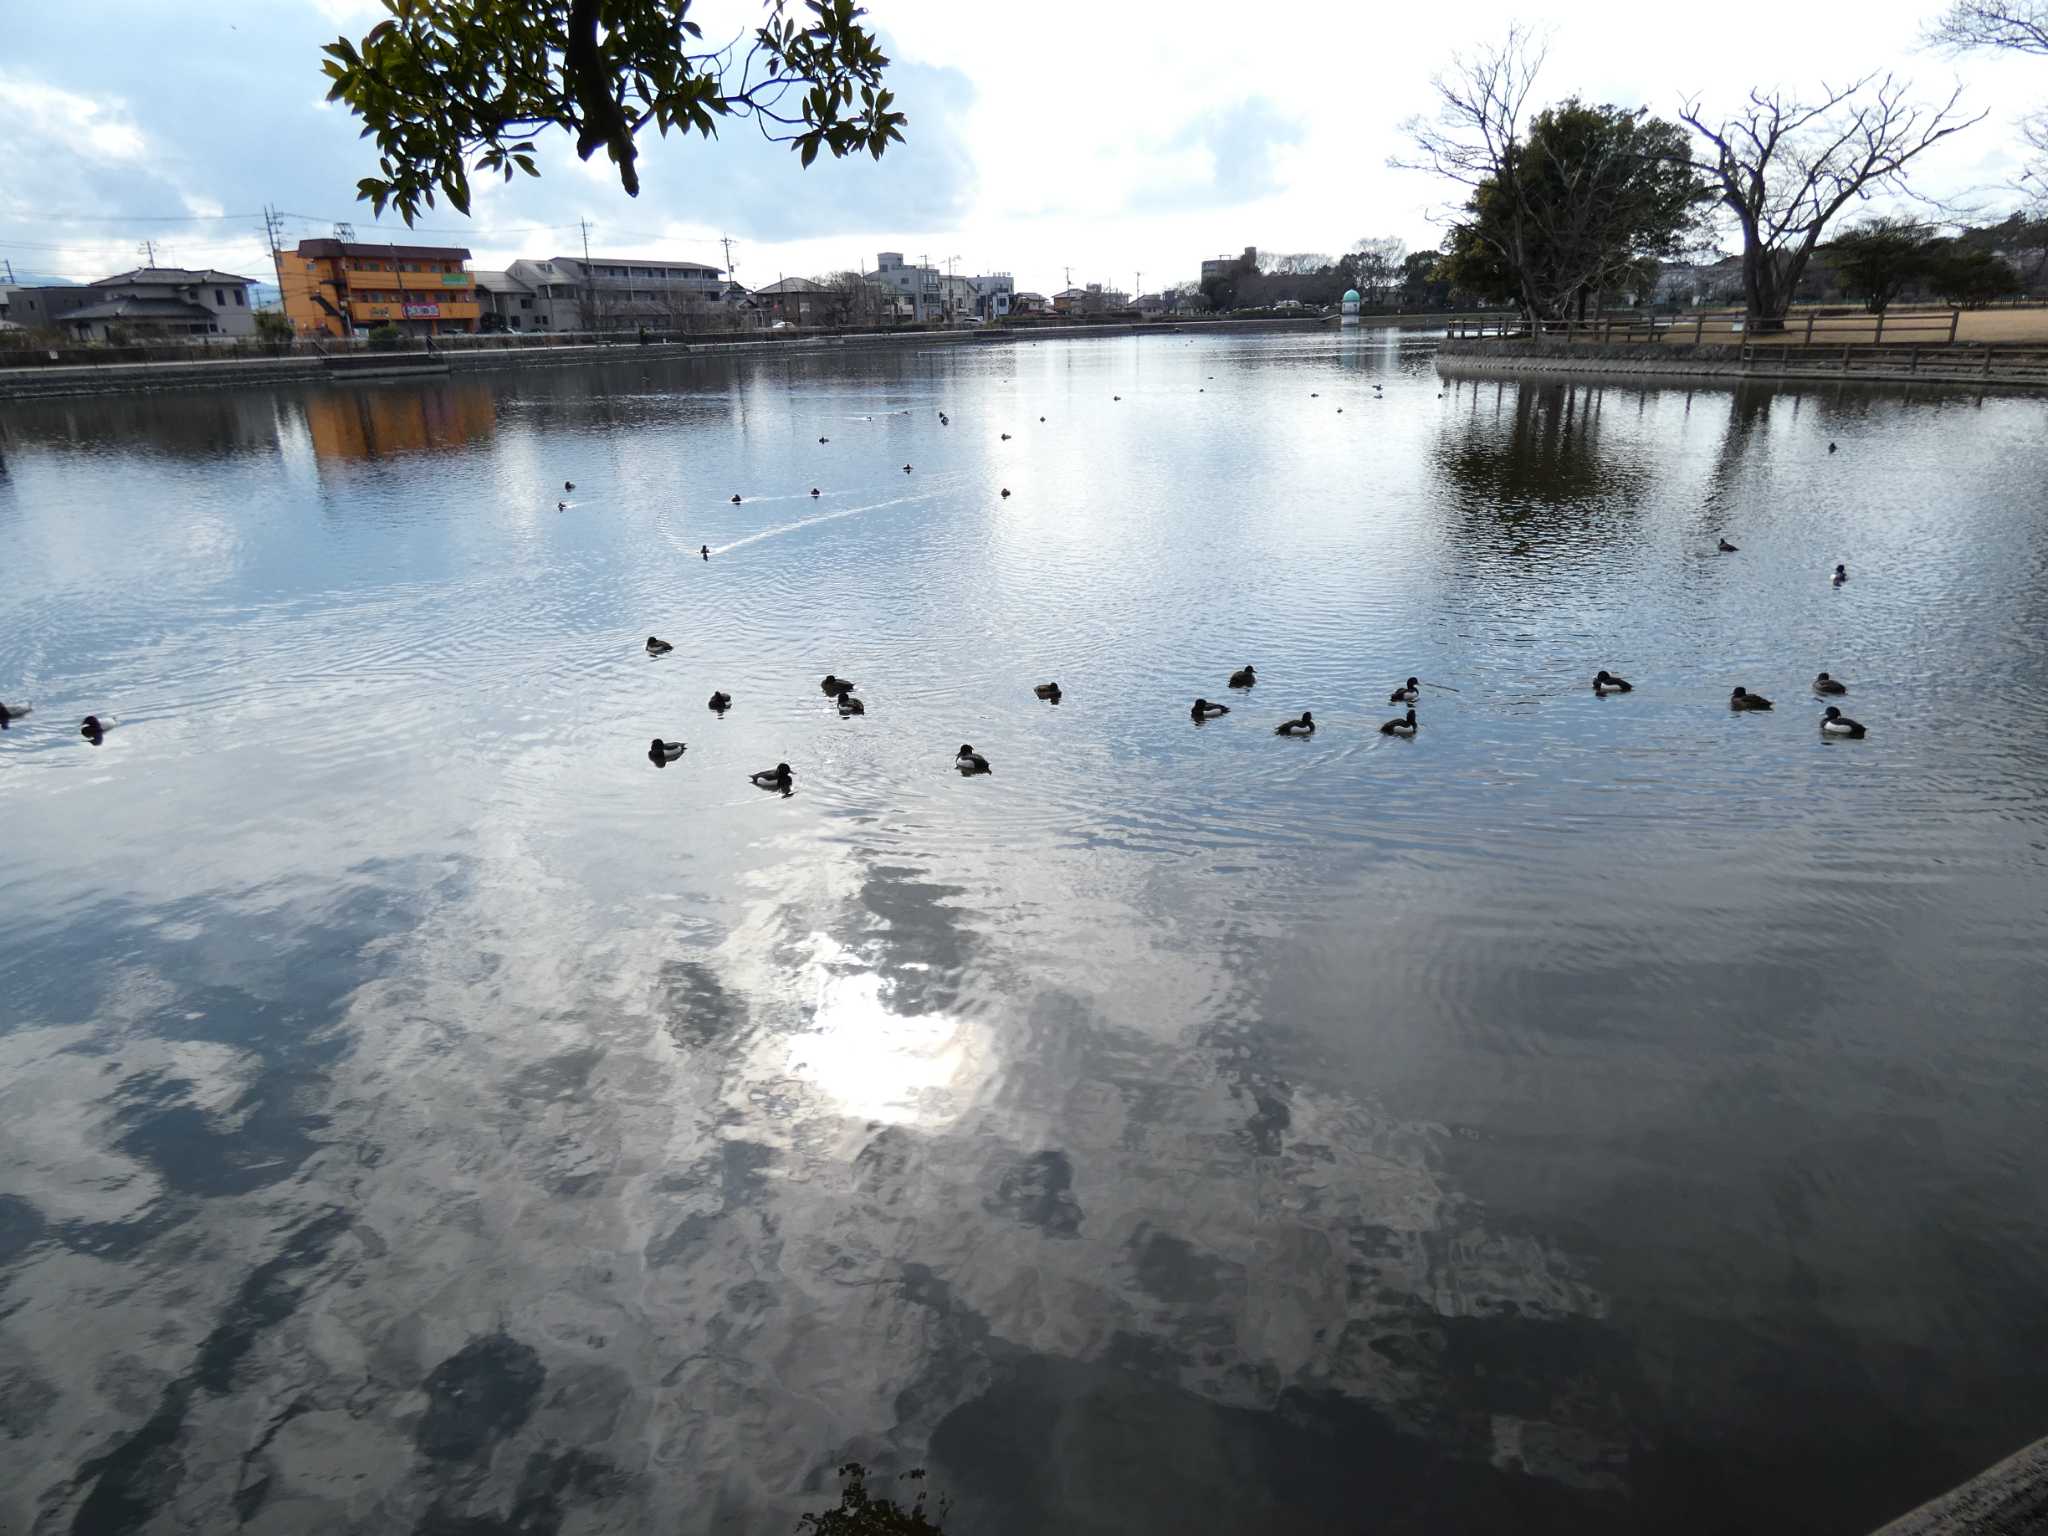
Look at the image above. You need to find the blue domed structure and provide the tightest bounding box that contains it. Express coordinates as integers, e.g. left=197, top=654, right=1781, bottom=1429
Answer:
left=1340, top=288, right=1361, bottom=328
left=1343, top=289, right=1361, bottom=304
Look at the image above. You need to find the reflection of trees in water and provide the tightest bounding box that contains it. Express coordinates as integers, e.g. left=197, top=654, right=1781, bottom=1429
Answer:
left=1432, top=381, right=1655, bottom=553
left=1693, top=383, right=1777, bottom=536
left=4, top=393, right=287, bottom=461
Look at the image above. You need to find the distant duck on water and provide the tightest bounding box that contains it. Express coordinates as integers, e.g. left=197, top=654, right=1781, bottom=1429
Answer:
left=557, top=501, right=567, bottom=511
left=709, top=691, right=732, bottom=713
left=1228, top=664, right=1257, bottom=689
left=820, top=674, right=856, bottom=699
left=838, top=693, right=866, bottom=716
left=1718, top=537, right=1739, bottom=553
left=649, top=738, right=685, bottom=765
left=1191, top=698, right=1229, bottom=721
left=1833, top=563, right=1847, bottom=584
left=1380, top=708, right=1418, bottom=736
left=1001, top=488, right=1012, bottom=499
left=646, top=636, right=674, bottom=656
left=1821, top=705, right=1867, bottom=737
left=1033, top=682, right=1062, bottom=702
left=80, top=715, right=107, bottom=742
left=1275, top=712, right=1315, bottom=736
left=1730, top=687, right=1772, bottom=710
left=751, top=762, right=793, bottom=792
left=564, top=480, right=575, bottom=491
left=956, top=744, right=993, bottom=775
left=811, top=488, right=821, bottom=497
left=1813, top=672, right=1847, bottom=694
left=701, top=545, right=711, bottom=560
left=0, top=701, right=30, bottom=726
left=1593, top=670, right=1633, bottom=693
left=1388, top=677, right=1420, bottom=704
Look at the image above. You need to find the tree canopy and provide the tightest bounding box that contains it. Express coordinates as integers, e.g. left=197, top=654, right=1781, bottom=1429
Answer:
left=322, top=0, right=906, bottom=224
left=1822, top=217, right=1941, bottom=311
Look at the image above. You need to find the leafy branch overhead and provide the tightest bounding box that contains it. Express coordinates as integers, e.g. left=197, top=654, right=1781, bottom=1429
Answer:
left=321, top=0, right=908, bottom=224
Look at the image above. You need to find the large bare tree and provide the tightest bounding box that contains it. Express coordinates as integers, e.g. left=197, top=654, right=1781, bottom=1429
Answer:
left=1680, top=78, right=1983, bottom=326
left=1394, top=26, right=1549, bottom=318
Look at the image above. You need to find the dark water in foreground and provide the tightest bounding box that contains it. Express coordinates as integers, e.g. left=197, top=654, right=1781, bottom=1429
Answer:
left=2, top=332, right=2046, bottom=1535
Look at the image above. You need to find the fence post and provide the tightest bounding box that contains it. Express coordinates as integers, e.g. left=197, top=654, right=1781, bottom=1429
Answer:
left=1984, top=345, right=1994, bottom=377
left=1873, top=311, right=1885, bottom=346
left=1949, top=309, right=1960, bottom=345
left=1694, top=312, right=1705, bottom=346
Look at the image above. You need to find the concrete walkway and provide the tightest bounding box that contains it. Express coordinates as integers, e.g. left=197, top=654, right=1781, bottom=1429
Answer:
left=1871, top=1435, right=2048, bottom=1534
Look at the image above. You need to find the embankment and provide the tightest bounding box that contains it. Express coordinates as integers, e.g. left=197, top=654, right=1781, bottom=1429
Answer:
left=1435, top=337, right=2048, bottom=391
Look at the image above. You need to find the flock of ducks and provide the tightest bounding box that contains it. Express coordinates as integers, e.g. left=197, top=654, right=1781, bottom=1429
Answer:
left=3, top=406, right=1878, bottom=773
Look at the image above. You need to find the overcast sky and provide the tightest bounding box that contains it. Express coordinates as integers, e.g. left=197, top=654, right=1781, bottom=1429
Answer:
left=1, top=0, right=2040, bottom=293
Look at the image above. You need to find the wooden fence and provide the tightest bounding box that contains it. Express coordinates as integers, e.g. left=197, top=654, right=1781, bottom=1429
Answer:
left=1444, top=308, right=1965, bottom=346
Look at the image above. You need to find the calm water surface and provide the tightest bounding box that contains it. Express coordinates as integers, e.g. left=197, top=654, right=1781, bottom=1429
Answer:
left=2, top=333, right=2046, bottom=1535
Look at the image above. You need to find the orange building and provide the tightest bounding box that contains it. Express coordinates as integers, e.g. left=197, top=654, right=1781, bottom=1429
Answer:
left=278, top=239, right=479, bottom=338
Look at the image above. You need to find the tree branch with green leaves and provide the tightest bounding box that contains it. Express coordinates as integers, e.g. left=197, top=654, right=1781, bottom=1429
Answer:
left=322, top=0, right=907, bottom=225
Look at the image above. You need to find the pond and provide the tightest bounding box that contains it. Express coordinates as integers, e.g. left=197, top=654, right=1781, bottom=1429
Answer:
left=2, top=332, right=2045, bottom=1535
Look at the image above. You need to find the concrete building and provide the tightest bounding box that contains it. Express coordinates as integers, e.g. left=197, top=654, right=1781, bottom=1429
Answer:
left=1052, top=284, right=1130, bottom=317
left=47, top=268, right=258, bottom=341
left=496, top=255, right=726, bottom=331
left=1201, top=247, right=1257, bottom=282
left=280, top=240, right=478, bottom=337
left=865, top=252, right=944, bottom=321
left=472, top=270, right=540, bottom=331
left=964, top=272, right=1014, bottom=320
left=1, top=285, right=93, bottom=333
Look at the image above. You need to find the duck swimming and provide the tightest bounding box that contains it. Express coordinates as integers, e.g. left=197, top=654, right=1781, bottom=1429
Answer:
left=1821, top=705, right=1867, bottom=737
left=0, top=701, right=29, bottom=726
left=751, top=762, right=793, bottom=791
left=1730, top=686, right=1773, bottom=710
left=903, top=464, right=913, bottom=473
left=819, top=436, right=830, bottom=443
left=956, top=744, right=993, bottom=775
left=820, top=674, right=856, bottom=699
left=1228, top=664, right=1257, bottom=689
left=1000, top=433, right=1011, bottom=441
left=647, top=636, right=673, bottom=656
left=1191, top=698, right=1229, bottom=721
left=700, top=545, right=711, bottom=560
left=838, top=694, right=866, bottom=716
left=1033, top=683, right=1062, bottom=702
left=1718, top=538, right=1739, bottom=553
left=1813, top=672, right=1847, bottom=694
left=811, top=488, right=821, bottom=497
left=557, top=501, right=567, bottom=511
left=648, top=738, right=685, bottom=765
left=80, top=714, right=107, bottom=742
left=1000, top=488, right=1012, bottom=499
left=1593, top=670, right=1633, bottom=693
left=1388, top=677, right=1420, bottom=704
left=709, top=691, right=732, bottom=712
left=1832, top=563, right=1847, bottom=584
left=564, top=480, right=575, bottom=491
left=1380, top=708, right=1418, bottom=736
left=1275, top=712, right=1315, bottom=736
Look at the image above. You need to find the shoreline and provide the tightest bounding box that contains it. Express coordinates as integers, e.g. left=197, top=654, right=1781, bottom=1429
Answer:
left=0, top=315, right=1399, bottom=402
left=1436, top=336, right=2048, bottom=393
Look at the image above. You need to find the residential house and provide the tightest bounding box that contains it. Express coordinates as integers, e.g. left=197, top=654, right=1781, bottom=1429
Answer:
left=280, top=240, right=478, bottom=337
left=965, top=272, right=1014, bottom=320
left=53, top=267, right=259, bottom=342
left=1009, top=291, right=1049, bottom=317
left=472, top=269, right=539, bottom=331
left=752, top=276, right=833, bottom=326
left=1052, top=284, right=1130, bottom=317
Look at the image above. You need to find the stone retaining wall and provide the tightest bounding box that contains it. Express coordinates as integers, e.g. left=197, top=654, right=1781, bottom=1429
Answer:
left=1436, top=338, right=2048, bottom=391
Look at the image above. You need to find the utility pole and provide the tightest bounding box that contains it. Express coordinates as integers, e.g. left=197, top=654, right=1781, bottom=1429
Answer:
left=720, top=234, right=735, bottom=283
left=580, top=218, right=599, bottom=339
left=1135, top=271, right=1142, bottom=306
left=138, top=239, right=158, bottom=269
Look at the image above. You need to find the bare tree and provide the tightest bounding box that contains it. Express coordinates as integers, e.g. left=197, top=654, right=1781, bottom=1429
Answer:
left=1679, top=78, right=1983, bottom=326
left=1927, top=0, right=2048, bottom=51
left=1259, top=252, right=1335, bottom=275
left=1349, top=236, right=1408, bottom=302
left=1928, top=1, right=2047, bottom=203
left=1394, top=26, right=1549, bottom=317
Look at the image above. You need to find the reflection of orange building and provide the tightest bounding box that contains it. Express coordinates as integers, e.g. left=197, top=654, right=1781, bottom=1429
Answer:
left=279, top=239, right=479, bottom=338
left=300, top=384, right=498, bottom=462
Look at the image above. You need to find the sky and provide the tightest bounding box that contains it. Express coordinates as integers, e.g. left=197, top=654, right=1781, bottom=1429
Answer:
left=0, top=0, right=2041, bottom=295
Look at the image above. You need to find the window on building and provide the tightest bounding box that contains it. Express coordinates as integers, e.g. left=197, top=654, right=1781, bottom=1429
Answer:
left=234, top=290, right=246, bottom=305
left=215, top=289, right=225, bottom=305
